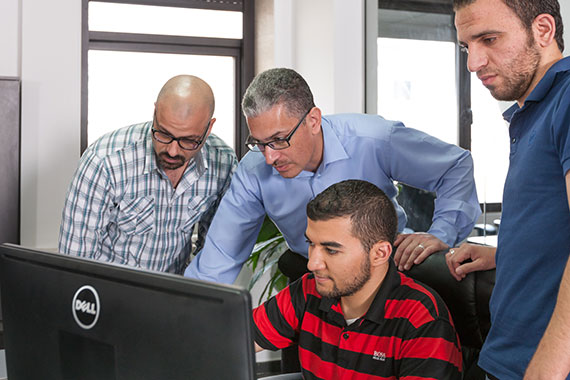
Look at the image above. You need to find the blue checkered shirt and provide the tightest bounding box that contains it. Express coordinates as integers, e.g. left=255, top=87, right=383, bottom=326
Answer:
left=59, top=121, right=237, bottom=274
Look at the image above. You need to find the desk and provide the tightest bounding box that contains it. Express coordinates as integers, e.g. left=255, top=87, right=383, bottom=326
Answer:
left=467, top=235, right=498, bottom=247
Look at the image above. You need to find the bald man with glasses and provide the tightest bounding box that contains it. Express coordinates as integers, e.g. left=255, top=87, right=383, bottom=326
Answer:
left=59, top=75, right=237, bottom=274
left=186, top=68, right=481, bottom=285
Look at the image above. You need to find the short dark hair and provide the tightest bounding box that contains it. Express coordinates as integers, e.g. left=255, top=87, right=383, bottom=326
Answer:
left=306, top=180, right=398, bottom=252
left=453, top=0, right=564, bottom=52
left=241, top=68, right=315, bottom=119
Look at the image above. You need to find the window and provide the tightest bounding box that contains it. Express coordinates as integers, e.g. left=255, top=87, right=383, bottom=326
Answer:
left=82, top=0, right=254, bottom=158
left=372, top=0, right=507, bottom=212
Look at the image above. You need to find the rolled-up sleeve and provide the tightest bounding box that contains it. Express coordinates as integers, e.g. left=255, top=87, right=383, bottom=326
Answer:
left=386, top=124, right=481, bottom=246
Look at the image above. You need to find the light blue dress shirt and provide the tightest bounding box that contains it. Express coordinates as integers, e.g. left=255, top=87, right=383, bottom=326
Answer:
left=186, top=113, right=480, bottom=283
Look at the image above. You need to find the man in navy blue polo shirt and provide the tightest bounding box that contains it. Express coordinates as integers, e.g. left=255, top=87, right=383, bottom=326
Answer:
left=447, top=0, right=570, bottom=379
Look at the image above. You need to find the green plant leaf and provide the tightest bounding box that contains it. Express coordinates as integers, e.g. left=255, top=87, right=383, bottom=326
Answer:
left=247, top=216, right=290, bottom=303
left=255, top=216, right=281, bottom=243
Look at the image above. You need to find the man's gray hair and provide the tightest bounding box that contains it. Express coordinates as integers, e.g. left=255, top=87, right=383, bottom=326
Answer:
left=241, top=68, right=315, bottom=119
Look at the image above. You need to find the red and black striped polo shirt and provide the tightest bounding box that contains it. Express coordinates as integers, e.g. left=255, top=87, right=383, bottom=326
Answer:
left=253, top=261, right=462, bottom=379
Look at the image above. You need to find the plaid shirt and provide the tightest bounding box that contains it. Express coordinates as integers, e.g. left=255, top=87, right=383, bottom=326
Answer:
left=59, top=121, right=237, bottom=274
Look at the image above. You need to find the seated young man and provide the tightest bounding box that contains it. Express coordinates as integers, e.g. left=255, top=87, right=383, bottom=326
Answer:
left=253, top=180, right=462, bottom=379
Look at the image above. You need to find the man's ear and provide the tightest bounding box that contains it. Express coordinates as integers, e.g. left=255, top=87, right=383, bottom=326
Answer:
left=532, top=13, right=557, bottom=48
left=207, top=118, right=216, bottom=135
left=307, top=107, right=322, bottom=135
left=369, top=241, right=392, bottom=267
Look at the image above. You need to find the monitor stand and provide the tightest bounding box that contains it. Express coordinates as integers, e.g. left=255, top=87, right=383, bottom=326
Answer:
left=0, top=349, right=6, bottom=379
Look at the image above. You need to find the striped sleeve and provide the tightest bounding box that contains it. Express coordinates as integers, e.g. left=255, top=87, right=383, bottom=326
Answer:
left=253, top=274, right=308, bottom=350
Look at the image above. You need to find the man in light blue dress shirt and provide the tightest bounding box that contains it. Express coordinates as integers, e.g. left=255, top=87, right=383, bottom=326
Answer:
left=185, top=68, right=480, bottom=284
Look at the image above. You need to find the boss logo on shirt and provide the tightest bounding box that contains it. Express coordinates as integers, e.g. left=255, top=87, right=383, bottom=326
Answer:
left=72, top=285, right=100, bottom=330
left=373, top=351, right=386, bottom=361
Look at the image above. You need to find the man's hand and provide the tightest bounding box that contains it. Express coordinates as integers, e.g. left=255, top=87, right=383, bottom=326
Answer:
left=394, top=233, right=449, bottom=271
left=445, top=243, right=496, bottom=281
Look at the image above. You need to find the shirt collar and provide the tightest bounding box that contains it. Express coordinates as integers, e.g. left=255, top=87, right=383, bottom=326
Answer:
left=362, top=260, right=400, bottom=324
left=144, top=121, right=157, bottom=175
left=503, top=56, right=570, bottom=122
left=317, top=259, right=400, bottom=325
left=318, top=117, right=350, bottom=173
left=176, top=150, right=206, bottom=190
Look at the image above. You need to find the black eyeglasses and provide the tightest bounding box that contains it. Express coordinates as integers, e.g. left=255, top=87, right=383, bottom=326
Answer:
left=245, top=108, right=312, bottom=152
left=151, top=111, right=210, bottom=151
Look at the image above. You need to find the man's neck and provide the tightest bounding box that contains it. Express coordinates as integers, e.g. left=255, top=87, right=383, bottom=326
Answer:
left=340, top=265, right=389, bottom=320
left=517, top=54, right=564, bottom=107
left=164, top=163, right=189, bottom=188
left=307, top=128, right=324, bottom=173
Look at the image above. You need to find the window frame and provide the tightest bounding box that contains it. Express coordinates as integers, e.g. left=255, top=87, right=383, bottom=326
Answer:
left=81, top=0, right=254, bottom=158
left=374, top=0, right=500, bottom=213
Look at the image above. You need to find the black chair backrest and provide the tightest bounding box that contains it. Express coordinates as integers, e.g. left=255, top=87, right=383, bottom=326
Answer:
left=403, top=250, right=495, bottom=380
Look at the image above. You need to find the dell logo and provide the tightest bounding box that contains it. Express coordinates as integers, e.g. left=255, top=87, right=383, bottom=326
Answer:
left=72, top=285, right=100, bottom=330
left=75, top=299, right=97, bottom=315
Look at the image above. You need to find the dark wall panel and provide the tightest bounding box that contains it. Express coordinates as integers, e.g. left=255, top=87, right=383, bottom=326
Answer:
left=0, top=77, right=20, bottom=244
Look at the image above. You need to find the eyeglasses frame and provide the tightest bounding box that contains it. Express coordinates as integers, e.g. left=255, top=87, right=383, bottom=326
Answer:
left=151, top=111, right=211, bottom=151
left=245, top=107, right=312, bottom=152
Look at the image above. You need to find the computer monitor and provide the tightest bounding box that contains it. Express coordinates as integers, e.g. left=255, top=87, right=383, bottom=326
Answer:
left=0, top=244, right=256, bottom=380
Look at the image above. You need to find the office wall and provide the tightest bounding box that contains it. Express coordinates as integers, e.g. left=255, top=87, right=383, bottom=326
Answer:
left=0, top=0, right=81, bottom=248
left=0, top=0, right=569, bottom=248
left=0, top=0, right=20, bottom=77
left=273, top=0, right=365, bottom=115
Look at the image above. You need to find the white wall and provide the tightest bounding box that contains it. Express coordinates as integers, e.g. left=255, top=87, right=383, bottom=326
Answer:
left=1, top=0, right=81, bottom=248
left=274, top=0, right=365, bottom=115
left=1, top=0, right=570, bottom=248
left=0, top=0, right=20, bottom=77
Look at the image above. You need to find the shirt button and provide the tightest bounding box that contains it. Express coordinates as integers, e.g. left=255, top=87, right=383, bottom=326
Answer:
left=511, top=138, right=517, bottom=144
left=343, top=333, right=349, bottom=339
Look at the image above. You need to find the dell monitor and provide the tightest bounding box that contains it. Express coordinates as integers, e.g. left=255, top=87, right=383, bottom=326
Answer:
left=0, top=244, right=256, bottom=380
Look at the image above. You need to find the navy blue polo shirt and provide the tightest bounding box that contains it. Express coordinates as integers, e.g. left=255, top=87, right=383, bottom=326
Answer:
left=479, top=56, right=570, bottom=380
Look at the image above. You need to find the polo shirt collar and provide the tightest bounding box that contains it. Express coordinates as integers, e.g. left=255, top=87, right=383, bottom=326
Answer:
left=503, top=56, right=570, bottom=122
left=363, top=260, right=400, bottom=324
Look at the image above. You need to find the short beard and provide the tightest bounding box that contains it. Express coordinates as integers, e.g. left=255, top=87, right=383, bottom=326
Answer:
left=319, top=254, right=371, bottom=299
left=156, top=152, right=186, bottom=171
left=488, top=33, right=541, bottom=101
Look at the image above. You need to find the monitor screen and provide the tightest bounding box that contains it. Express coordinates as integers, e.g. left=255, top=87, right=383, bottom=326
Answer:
left=0, top=244, right=256, bottom=380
